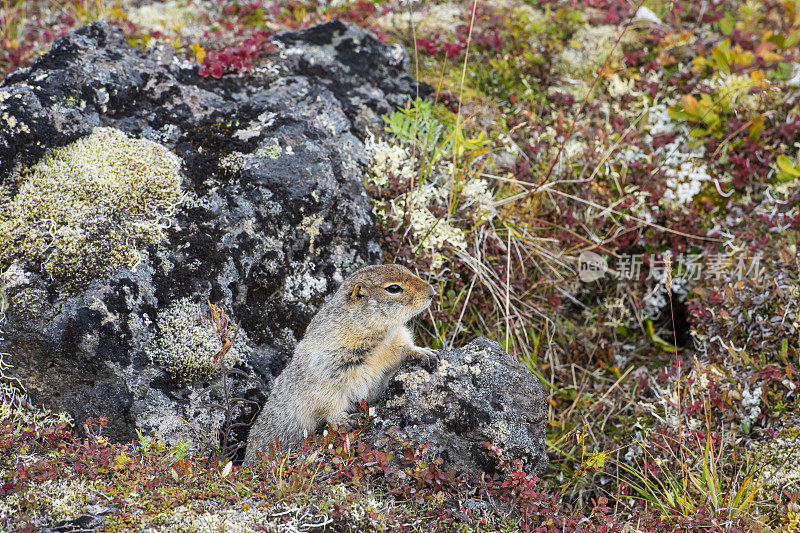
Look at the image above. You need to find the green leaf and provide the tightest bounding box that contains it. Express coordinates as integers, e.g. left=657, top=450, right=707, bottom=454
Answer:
left=771, top=62, right=794, bottom=81
left=719, top=12, right=735, bottom=36
left=699, top=93, right=714, bottom=106
left=645, top=319, right=676, bottom=353
left=703, top=112, right=721, bottom=128
left=767, top=34, right=785, bottom=47
left=776, top=155, right=800, bottom=177
left=712, top=47, right=731, bottom=74
left=749, top=115, right=765, bottom=140
left=785, top=29, right=800, bottom=49
left=668, top=107, right=690, bottom=121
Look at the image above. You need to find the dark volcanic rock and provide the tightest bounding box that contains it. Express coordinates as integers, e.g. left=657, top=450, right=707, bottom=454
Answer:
left=365, top=337, right=548, bottom=478
left=273, top=20, right=425, bottom=131
left=0, top=21, right=422, bottom=450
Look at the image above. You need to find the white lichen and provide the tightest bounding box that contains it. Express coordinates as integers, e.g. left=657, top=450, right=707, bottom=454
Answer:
left=714, top=73, right=763, bottom=112
left=622, top=104, right=712, bottom=208
left=127, top=0, right=198, bottom=34
left=219, top=151, right=248, bottom=173
left=376, top=4, right=465, bottom=35
left=365, top=136, right=416, bottom=188
left=740, top=385, right=762, bottom=430
left=366, top=134, right=471, bottom=269
left=0, top=480, right=95, bottom=527
left=659, top=139, right=713, bottom=206
left=553, top=24, right=636, bottom=99
left=387, top=181, right=469, bottom=269
left=141, top=499, right=335, bottom=532
left=282, top=269, right=329, bottom=304
left=754, top=426, right=800, bottom=496
left=0, top=351, right=73, bottom=428
left=1, top=289, right=72, bottom=427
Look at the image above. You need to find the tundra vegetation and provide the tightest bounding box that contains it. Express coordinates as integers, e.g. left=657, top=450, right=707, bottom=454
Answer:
left=2, top=0, right=800, bottom=530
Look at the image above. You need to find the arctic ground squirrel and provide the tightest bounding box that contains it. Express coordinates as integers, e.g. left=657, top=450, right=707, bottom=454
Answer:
left=244, top=264, right=437, bottom=465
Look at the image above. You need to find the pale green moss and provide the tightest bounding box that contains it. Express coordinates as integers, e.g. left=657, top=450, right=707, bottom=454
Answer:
left=0, top=127, right=183, bottom=293
left=152, top=299, right=248, bottom=382
left=258, top=139, right=282, bottom=159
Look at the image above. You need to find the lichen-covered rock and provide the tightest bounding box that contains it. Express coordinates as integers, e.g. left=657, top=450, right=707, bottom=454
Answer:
left=366, top=337, right=548, bottom=478
left=0, top=20, right=423, bottom=451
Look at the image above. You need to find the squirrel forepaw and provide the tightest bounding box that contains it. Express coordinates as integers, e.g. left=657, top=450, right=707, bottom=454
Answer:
left=326, top=412, right=361, bottom=430
left=406, top=346, right=439, bottom=370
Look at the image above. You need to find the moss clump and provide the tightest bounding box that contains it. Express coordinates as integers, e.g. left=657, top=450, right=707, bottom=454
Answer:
left=0, top=127, right=182, bottom=293
left=153, top=299, right=248, bottom=382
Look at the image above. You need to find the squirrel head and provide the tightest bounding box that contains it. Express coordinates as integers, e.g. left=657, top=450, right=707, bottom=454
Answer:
left=341, top=264, right=435, bottom=333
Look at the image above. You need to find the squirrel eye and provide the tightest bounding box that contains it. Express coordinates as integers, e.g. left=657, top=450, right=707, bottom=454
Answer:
left=384, top=284, right=403, bottom=294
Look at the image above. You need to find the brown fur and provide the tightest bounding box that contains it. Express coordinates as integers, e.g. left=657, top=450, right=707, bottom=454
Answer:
left=244, top=264, right=436, bottom=465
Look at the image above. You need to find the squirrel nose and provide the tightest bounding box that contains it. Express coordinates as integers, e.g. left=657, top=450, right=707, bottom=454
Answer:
left=426, top=284, right=435, bottom=300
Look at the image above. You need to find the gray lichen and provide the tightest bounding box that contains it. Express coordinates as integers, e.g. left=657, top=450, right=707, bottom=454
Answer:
left=367, top=337, right=548, bottom=477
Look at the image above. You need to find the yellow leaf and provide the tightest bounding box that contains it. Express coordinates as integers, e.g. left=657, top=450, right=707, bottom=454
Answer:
left=760, top=50, right=783, bottom=62
left=681, top=94, right=699, bottom=116
left=586, top=451, right=607, bottom=469
left=749, top=114, right=765, bottom=140
left=108, top=7, right=127, bottom=19
left=113, top=452, right=129, bottom=470
left=732, top=48, right=754, bottom=66
left=190, top=42, right=206, bottom=63
left=750, top=70, right=768, bottom=87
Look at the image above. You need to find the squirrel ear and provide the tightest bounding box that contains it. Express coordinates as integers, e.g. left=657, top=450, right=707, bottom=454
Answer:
left=350, top=283, right=366, bottom=301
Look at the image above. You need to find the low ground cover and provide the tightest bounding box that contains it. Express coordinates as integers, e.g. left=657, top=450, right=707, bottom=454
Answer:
left=2, top=0, right=799, bottom=530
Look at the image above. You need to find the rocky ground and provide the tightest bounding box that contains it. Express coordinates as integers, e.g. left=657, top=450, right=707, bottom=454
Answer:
left=1, top=0, right=800, bottom=531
